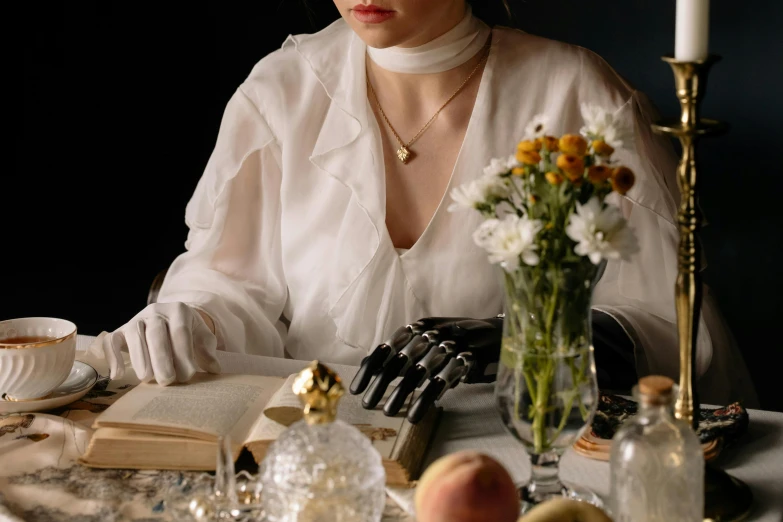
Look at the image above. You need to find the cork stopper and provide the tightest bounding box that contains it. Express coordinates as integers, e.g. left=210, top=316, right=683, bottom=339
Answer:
left=292, top=360, right=344, bottom=425
left=637, top=375, right=674, bottom=406
left=638, top=375, right=674, bottom=396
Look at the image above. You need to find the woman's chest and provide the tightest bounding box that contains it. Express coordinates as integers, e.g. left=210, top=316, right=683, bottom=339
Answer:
left=381, top=127, right=465, bottom=250
left=373, top=81, right=481, bottom=251
left=276, top=152, right=501, bottom=311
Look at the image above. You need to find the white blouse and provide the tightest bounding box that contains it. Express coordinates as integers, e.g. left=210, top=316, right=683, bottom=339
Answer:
left=157, top=20, right=757, bottom=406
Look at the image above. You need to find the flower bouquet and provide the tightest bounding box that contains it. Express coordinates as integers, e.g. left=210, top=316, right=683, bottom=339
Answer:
left=449, top=105, right=640, bottom=507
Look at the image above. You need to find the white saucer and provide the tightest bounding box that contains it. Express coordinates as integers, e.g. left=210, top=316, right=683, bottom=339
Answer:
left=0, top=361, right=99, bottom=415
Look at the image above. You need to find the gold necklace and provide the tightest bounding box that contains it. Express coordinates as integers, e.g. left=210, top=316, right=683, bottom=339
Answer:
left=367, top=41, right=491, bottom=164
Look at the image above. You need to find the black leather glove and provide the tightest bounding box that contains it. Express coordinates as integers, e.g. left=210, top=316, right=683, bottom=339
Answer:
left=349, top=316, right=503, bottom=423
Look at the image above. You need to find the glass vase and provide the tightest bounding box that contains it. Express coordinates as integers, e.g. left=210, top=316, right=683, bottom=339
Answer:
left=494, top=263, right=602, bottom=513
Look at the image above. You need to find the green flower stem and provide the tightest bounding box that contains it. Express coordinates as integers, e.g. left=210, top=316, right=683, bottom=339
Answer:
left=549, top=349, right=590, bottom=445
left=531, top=281, right=560, bottom=453
left=532, top=360, right=553, bottom=453
left=523, top=366, right=538, bottom=411
left=554, top=390, right=576, bottom=440
left=505, top=263, right=597, bottom=456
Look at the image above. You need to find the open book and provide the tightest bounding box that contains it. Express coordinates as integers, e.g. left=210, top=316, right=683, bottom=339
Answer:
left=79, top=372, right=439, bottom=486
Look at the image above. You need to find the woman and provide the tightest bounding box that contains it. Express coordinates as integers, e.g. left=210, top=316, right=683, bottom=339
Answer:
left=97, top=0, right=757, bottom=406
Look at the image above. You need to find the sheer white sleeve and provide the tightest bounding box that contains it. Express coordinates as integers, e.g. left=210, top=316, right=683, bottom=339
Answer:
left=592, top=92, right=757, bottom=406
left=590, top=90, right=712, bottom=384
left=156, top=87, right=287, bottom=358
left=571, top=49, right=757, bottom=405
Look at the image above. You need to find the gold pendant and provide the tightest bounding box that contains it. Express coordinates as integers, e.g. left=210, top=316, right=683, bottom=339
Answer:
left=396, top=146, right=412, bottom=164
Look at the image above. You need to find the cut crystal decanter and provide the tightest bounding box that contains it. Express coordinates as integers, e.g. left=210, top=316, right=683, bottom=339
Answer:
left=260, top=361, right=386, bottom=522
left=609, top=375, right=704, bottom=522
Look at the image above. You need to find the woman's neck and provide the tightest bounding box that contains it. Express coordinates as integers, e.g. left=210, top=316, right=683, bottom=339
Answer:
left=365, top=6, right=491, bottom=114
left=366, top=45, right=488, bottom=114
left=366, top=5, right=489, bottom=75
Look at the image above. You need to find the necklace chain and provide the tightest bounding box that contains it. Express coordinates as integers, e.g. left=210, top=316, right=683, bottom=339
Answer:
left=366, top=39, right=491, bottom=164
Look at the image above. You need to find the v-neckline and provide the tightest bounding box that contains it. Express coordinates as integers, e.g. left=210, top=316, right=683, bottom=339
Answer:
left=371, top=30, right=497, bottom=260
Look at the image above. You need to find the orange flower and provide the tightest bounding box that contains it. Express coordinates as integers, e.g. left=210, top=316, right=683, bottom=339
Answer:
left=612, top=166, right=636, bottom=194
left=545, top=171, right=564, bottom=185
left=558, top=134, right=588, bottom=156
left=587, top=165, right=613, bottom=183
left=556, top=154, right=585, bottom=181
left=592, top=140, right=615, bottom=157
left=516, top=150, right=542, bottom=166
left=529, top=195, right=539, bottom=204
left=517, top=140, right=541, bottom=152
left=511, top=167, right=526, bottom=176
left=536, top=136, right=560, bottom=152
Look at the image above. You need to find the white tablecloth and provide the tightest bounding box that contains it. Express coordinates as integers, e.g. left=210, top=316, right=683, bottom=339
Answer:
left=188, top=337, right=783, bottom=521
left=2, top=335, right=781, bottom=521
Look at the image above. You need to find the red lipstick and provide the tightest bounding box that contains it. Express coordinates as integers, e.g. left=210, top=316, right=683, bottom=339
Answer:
left=351, top=4, right=395, bottom=24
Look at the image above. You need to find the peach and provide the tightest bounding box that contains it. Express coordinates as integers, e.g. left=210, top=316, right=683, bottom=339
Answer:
left=519, top=498, right=612, bottom=522
left=415, top=451, right=519, bottom=522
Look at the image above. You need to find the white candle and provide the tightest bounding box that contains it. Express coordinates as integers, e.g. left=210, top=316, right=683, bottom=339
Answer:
left=675, top=0, right=710, bottom=61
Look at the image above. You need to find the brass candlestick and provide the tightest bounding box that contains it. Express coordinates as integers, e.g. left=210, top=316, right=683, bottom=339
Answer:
left=652, top=55, right=727, bottom=429
left=652, top=55, right=753, bottom=522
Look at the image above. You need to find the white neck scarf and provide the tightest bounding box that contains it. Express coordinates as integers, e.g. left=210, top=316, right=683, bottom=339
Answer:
left=366, top=6, right=491, bottom=74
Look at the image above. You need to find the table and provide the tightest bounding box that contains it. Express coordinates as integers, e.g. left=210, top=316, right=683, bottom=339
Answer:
left=1, top=335, right=781, bottom=521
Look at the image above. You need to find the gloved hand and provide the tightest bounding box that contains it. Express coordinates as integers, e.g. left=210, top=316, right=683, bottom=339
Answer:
left=349, top=316, right=503, bottom=423
left=99, top=302, right=221, bottom=385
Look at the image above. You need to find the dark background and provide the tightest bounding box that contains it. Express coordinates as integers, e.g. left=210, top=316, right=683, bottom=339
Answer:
left=13, top=1, right=783, bottom=411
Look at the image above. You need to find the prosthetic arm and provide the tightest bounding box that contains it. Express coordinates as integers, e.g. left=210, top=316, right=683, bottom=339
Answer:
left=349, top=316, right=503, bottom=423
left=349, top=312, right=636, bottom=423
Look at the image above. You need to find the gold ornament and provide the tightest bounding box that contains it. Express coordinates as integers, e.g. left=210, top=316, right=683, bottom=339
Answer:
left=292, top=360, right=344, bottom=425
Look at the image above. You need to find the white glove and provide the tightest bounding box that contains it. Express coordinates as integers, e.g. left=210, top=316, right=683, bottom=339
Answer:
left=101, top=302, right=221, bottom=385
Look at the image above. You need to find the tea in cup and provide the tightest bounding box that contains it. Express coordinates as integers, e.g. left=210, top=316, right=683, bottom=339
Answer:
left=0, top=317, right=77, bottom=401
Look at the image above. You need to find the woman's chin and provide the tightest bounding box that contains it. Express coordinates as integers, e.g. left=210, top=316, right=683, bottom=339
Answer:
left=346, top=21, right=415, bottom=49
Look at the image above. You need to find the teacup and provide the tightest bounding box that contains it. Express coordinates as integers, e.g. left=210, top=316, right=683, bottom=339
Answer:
left=0, top=317, right=77, bottom=401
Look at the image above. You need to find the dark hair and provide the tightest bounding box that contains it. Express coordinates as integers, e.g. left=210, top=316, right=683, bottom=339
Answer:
left=468, top=0, right=515, bottom=27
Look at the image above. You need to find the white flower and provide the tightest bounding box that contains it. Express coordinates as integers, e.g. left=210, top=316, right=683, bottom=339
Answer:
left=480, top=154, right=522, bottom=179
left=448, top=174, right=510, bottom=212
left=473, top=214, right=543, bottom=272
left=482, top=175, right=511, bottom=199
left=579, top=103, right=633, bottom=151
left=565, top=197, right=639, bottom=264
left=524, top=114, right=550, bottom=140
left=483, top=156, right=512, bottom=177
left=579, top=104, right=613, bottom=139
left=472, top=218, right=500, bottom=247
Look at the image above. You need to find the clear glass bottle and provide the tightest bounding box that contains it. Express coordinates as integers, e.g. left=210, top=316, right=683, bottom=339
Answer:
left=610, top=375, right=704, bottom=522
left=260, top=361, right=386, bottom=522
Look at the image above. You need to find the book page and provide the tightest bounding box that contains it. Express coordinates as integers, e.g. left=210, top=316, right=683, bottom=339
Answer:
left=248, top=375, right=408, bottom=459
left=261, top=374, right=308, bottom=426
left=218, top=353, right=359, bottom=381
left=93, top=373, right=285, bottom=442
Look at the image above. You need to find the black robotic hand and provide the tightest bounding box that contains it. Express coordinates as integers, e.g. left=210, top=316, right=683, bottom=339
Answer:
left=349, top=316, right=503, bottom=424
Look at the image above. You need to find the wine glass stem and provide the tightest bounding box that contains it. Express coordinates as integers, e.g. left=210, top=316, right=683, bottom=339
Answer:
left=215, top=435, right=238, bottom=507
left=527, top=451, right=564, bottom=498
